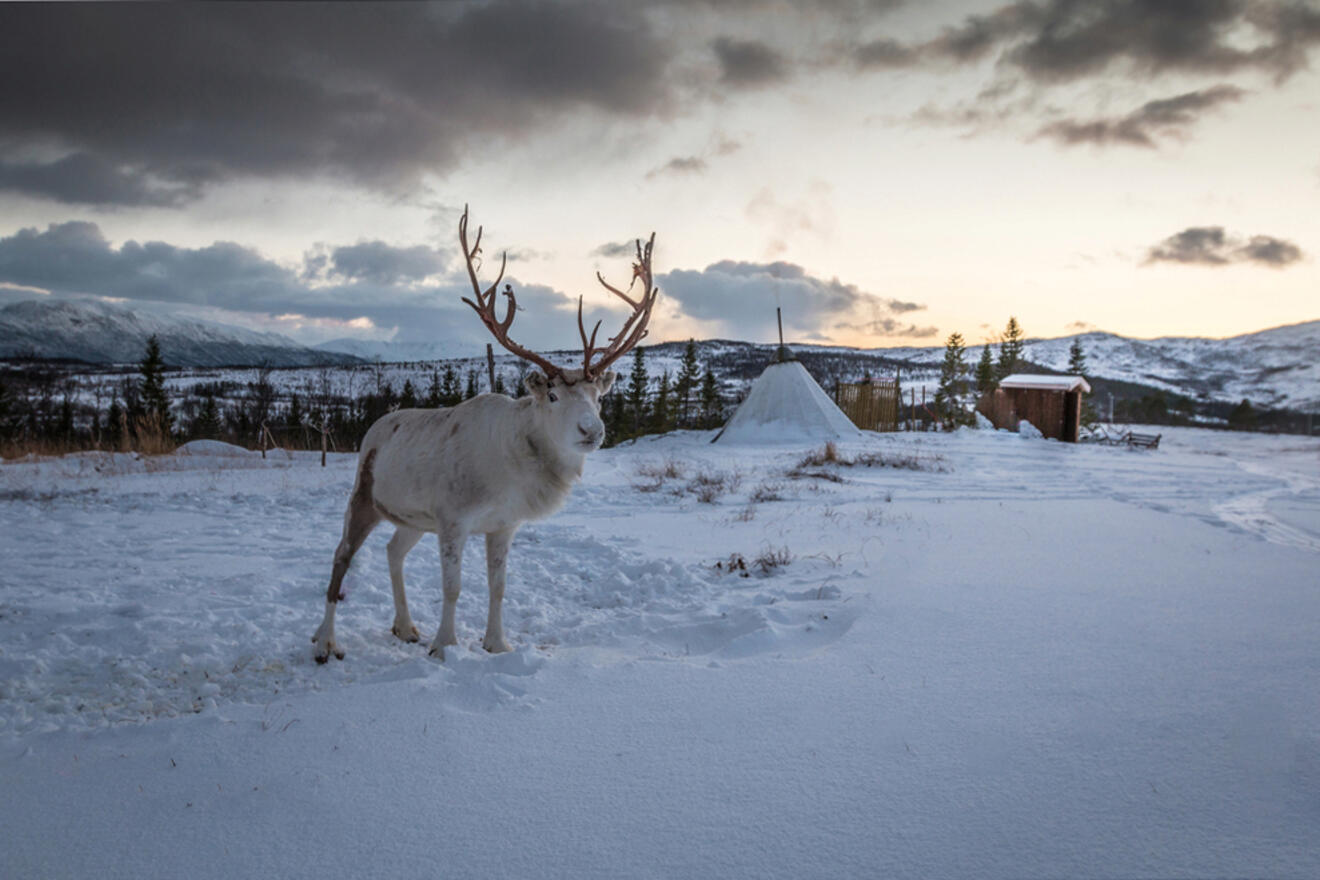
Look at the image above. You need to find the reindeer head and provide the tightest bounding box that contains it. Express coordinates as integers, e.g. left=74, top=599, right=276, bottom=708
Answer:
left=522, top=368, right=616, bottom=454
left=458, top=205, right=654, bottom=453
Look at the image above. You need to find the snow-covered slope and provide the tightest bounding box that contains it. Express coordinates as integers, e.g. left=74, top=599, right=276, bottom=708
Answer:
left=0, top=298, right=361, bottom=367
left=2, top=427, right=1318, bottom=877
left=1020, top=321, right=1320, bottom=411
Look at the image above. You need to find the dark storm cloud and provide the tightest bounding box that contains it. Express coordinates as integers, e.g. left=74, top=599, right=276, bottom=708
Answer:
left=329, top=241, right=448, bottom=285
left=711, top=37, right=791, bottom=86
left=0, top=153, right=202, bottom=207
left=1035, top=85, right=1245, bottom=148
left=0, top=221, right=617, bottom=350
left=0, top=2, right=672, bottom=206
left=1144, top=226, right=1304, bottom=267
left=854, top=1, right=1320, bottom=81
left=659, top=260, right=931, bottom=340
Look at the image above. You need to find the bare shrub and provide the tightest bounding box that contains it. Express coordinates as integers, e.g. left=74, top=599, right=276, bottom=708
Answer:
left=133, top=413, right=176, bottom=456
left=732, top=504, right=756, bottom=522
left=749, top=482, right=785, bottom=503
left=635, top=457, right=686, bottom=481
left=754, top=545, right=793, bottom=574
left=714, top=553, right=750, bottom=577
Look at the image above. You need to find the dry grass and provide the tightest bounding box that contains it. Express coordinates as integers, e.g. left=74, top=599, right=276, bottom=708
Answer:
left=753, top=545, right=793, bottom=574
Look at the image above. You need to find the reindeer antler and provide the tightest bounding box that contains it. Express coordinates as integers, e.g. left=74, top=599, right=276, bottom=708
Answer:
left=458, top=205, right=563, bottom=380
left=459, top=206, right=659, bottom=383
left=579, top=232, right=659, bottom=379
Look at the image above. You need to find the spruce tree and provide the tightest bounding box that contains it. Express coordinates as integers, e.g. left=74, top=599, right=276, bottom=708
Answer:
left=426, top=369, right=443, bottom=407
left=651, top=371, right=672, bottom=434
left=934, top=332, right=968, bottom=429
left=1067, top=337, right=1088, bottom=376
left=674, top=339, right=700, bottom=428
left=399, top=379, right=417, bottom=409
left=441, top=365, right=461, bottom=406
left=975, top=343, right=996, bottom=394
left=193, top=394, right=222, bottom=439
left=138, top=334, right=172, bottom=434
left=996, top=317, right=1025, bottom=379
left=699, top=369, right=720, bottom=429
left=626, top=347, right=649, bottom=436
left=464, top=369, right=479, bottom=400
left=493, top=372, right=506, bottom=396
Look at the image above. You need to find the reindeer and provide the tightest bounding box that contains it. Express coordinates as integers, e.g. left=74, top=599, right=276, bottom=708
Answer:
left=312, top=206, right=658, bottom=663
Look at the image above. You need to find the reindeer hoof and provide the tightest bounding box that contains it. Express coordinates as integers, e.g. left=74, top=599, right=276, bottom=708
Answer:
left=392, top=622, right=421, bottom=643
left=483, top=637, right=513, bottom=654
left=428, top=644, right=446, bottom=661
left=313, top=638, right=344, bottom=664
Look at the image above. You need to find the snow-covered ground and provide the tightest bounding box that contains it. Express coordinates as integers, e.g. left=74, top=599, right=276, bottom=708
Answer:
left=2, top=426, right=1318, bottom=878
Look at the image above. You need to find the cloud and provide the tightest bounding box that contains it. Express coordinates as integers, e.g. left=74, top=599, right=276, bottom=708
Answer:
left=877, top=0, right=1320, bottom=82
left=328, top=241, right=448, bottom=285
left=0, top=2, right=673, bottom=206
left=1035, top=85, right=1246, bottom=148
left=658, top=259, right=932, bottom=341
left=1143, top=226, right=1304, bottom=267
left=0, top=153, right=203, bottom=207
left=591, top=241, right=641, bottom=259
left=646, top=156, right=709, bottom=179
left=0, top=221, right=619, bottom=351
left=711, top=36, right=790, bottom=86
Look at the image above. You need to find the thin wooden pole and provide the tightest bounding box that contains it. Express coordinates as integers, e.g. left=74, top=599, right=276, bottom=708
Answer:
left=486, top=343, right=496, bottom=393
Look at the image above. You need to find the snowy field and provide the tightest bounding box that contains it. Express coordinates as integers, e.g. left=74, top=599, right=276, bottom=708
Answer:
left=1, top=425, right=1318, bottom=878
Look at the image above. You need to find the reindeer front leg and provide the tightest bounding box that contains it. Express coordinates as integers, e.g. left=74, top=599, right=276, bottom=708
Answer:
left=429, top=528, right=465, bottom=660
left=483, top=527, right=516, bottom=654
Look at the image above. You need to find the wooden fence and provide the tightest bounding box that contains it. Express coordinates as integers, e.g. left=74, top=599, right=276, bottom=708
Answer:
left=835, top=378, right=900, bottom=432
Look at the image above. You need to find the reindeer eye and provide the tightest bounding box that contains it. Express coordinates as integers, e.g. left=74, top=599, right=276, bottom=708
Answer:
left=547, top=392, right=558, bottom=403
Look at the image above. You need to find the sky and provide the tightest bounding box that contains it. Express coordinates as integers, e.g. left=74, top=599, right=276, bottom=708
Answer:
left=0, top=0, right=1317, bottom=355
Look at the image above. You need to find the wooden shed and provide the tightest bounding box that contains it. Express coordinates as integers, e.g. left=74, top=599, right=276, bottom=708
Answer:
left=977, top=374, right=1092, bottom=442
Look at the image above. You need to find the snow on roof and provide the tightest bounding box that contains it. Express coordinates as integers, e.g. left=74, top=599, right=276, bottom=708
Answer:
left=714, top=359, right=862, bottom=444
left=1000, top=374, right=1092, bottom=393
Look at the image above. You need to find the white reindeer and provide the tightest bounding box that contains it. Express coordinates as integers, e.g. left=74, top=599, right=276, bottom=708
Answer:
left=312, top=206, right=658, bottom=663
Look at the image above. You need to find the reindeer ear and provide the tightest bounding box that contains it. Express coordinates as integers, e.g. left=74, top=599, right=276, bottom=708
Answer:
left=524, top=371, right=551, bottom=399
left=596, top=370, right=617, bottom=395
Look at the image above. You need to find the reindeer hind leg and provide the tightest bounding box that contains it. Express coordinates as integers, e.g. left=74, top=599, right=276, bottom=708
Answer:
left=313, top=450, right=382, bottom=663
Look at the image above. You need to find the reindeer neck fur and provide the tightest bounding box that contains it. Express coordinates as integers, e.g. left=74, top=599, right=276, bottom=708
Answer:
left=505, top=397, right=586, bottom=519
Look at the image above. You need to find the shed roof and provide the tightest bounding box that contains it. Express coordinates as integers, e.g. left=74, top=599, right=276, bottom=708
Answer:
left=999, top=374, right=1092, bottom=393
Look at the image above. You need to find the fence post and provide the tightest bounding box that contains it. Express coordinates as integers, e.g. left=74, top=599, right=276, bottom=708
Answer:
left=320, top=415, right=328, bottom=467
left=260, top=422, right=267, bottom=459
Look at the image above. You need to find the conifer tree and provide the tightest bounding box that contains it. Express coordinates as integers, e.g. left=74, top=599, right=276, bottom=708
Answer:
left=934, top=332, right=968, bottom=429
left=1067, top=337, right=1088, bottom=376
left=651, top=371, right=672, bottom=434
left=441, top=365, right=461, bottom=406
left=286, top=393, right=303, bottom=432
left=699, top=368, right=720, bottom=428
left=464, top=369, right=479, bottom=400
left=626, top=347, right=649, bottom=436
left=493, top=372, right=506, bottom=396
left=399, top=379, right=417, bottom=409
left=426, top=369, right=443, bottom=407
left=193, top=394, right=222, bottom=439
left=138, top=334, right=172, bottom=434
left=674, top=339, right=700, bottom=428
left=996, top=317, right=1025, bottom=379
left=975, top=343, right=996, bottom=394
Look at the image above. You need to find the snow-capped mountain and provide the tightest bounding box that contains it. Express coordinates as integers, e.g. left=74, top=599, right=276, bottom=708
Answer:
left=1019, top=321, right=1320, bottom=411
left=0, top=298, right=362, bottom=367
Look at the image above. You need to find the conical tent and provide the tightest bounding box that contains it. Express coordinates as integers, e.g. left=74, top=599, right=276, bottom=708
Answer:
left=713, top=359, right=862, bottom=444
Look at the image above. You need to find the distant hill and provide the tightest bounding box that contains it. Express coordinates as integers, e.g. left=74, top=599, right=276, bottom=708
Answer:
left=0, top=299, right=362, bottom=368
